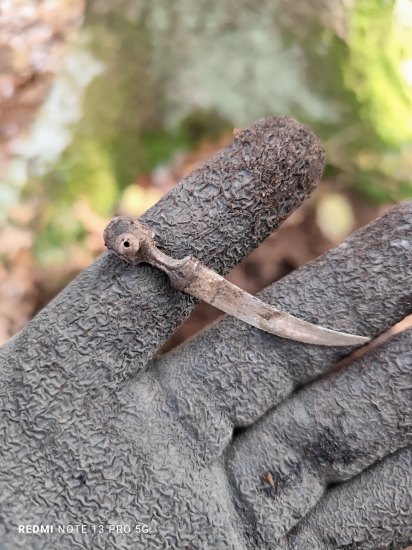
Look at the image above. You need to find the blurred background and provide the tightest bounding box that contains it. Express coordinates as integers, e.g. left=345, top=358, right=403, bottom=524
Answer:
left=1, top=0, right=412, bottom=347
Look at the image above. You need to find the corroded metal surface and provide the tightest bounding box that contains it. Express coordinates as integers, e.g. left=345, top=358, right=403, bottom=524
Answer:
left=103, top=216, right=369, bottom=346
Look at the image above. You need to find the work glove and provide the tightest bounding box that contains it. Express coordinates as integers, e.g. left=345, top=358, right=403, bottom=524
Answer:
left=0, top=117, right=410, bottom=550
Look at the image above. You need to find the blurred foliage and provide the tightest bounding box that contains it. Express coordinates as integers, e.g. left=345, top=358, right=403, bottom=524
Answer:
left=347, top=0, right=412, bottom=146
left=45, top=138, right=118, bottom=215
left=2, top=0, right=412, bottom=267
left=339, top=0, right=412, bottom=202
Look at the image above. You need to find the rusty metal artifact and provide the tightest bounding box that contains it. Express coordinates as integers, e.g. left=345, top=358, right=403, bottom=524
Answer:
left=103, top=217, right=370, bottom=347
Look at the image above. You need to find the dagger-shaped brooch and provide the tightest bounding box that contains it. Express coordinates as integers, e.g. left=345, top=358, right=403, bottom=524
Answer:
left=103, top=216, right=369, bottom=347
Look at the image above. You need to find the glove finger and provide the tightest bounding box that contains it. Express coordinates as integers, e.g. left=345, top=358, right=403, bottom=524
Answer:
left=284, top=446, right=412, bottom=550
left=151, top=202, right=412, bottom=452
left=225, top=328, right=412, bottom=546
left=0, top=117, right=323, bottom=391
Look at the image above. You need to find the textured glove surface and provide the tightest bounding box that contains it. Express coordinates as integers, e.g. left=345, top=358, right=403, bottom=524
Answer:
left=0, top=117, right=411, bottom=550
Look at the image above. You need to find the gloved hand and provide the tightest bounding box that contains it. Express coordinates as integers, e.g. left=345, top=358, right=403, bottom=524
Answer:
left=0, top=117, right=410, bottom=550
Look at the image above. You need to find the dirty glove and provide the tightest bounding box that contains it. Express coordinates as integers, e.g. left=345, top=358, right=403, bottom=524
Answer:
left=0, top=117, right=410, bottom=550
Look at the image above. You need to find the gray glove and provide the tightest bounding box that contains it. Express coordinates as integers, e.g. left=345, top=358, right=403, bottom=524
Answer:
left=0, top=117, right=410, bottom=550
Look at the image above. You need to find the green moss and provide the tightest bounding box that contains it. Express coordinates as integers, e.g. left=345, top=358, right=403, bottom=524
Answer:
left=33, top=205, right=87, bottom=265
left=345, top=0, right=412, bottom=146
left=138, top=110, right=232, bottom=172
left=44, top=138, right=118, bottom=216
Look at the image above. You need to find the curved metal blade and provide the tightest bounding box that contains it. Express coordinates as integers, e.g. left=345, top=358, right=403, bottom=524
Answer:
left=184, top=264, right=370, bottom=346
